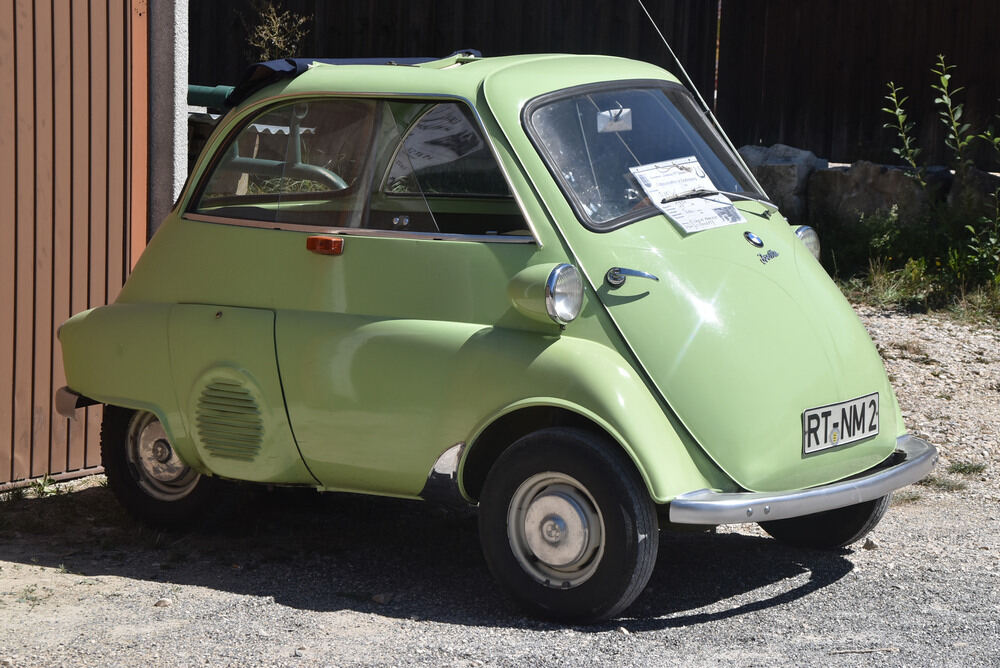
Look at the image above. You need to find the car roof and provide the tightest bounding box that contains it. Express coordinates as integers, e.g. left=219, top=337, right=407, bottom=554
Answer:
left=233, top=53, right=680, bottom=111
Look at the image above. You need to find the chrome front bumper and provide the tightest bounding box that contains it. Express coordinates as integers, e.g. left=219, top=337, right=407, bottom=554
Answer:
left=668, top=434, right=937, bottom=525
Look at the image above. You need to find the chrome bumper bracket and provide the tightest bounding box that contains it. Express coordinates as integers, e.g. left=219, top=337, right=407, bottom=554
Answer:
left=55, top=386, right=98, bottom=420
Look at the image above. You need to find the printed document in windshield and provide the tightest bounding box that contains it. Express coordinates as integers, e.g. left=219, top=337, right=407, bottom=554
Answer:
left=629, top=157, right=746, bottom=233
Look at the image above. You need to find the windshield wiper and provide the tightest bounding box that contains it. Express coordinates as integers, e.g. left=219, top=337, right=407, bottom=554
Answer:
left=659, top=188, right=722, bottom=204
left=660, top=188, right=777, bottom=208
left=659, top=188, right=778, bottom=219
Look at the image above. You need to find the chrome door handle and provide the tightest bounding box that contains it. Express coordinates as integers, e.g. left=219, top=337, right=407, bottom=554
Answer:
left=605, top=267, right=659, bottom=288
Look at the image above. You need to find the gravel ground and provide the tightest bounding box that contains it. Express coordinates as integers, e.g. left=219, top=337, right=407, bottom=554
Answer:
left=1, top=306, right=998, bottom=668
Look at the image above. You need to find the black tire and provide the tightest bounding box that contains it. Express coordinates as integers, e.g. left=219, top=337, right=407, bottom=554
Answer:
left=478, top=427, right=658, bottom=623
left=101, top=405, right=223, bottom=529
left=759, top=495, right=891, bottom=549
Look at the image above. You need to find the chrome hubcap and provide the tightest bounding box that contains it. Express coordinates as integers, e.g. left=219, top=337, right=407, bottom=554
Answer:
left=126, top=412, right=200, bottom=501
left=508, top=473, right=605, bottom=589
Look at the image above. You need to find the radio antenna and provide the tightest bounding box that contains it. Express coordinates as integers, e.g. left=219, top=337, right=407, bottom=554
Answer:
left=634, top=0, right=765, bottom=193
left=634, top=0, right=714, bottom=118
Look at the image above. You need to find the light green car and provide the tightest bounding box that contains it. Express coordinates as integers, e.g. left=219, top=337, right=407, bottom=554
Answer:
left=57, top=52, right=937, bottom=622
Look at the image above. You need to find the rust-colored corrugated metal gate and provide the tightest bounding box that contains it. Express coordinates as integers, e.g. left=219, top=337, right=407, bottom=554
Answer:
left=1, top=0, right=147, bottom=488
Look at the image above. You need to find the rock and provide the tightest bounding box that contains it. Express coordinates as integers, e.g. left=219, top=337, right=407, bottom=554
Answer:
left=948, top=166, right=1000, bottom=215
left=739, top=143, right=828, bottom=222
left=863, top=538, right=879, bottom=550
left=618, top=626, right=631, bottom=635
left=805, top=160, right=933, bottom=273
left=807, top=160, right=928, bottom=227
left=153, top=597, right=172, bottom=608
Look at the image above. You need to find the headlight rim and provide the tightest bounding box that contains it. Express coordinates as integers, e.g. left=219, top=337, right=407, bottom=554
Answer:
left=794, top=225, right=822, bottom=261
left=545, top=263, right=584, bottom=326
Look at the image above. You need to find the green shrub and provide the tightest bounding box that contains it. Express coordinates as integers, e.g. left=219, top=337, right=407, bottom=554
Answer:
left=866, top=54, right=1000, bottom=319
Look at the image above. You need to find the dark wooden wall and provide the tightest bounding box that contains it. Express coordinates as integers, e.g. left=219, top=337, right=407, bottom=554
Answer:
left=192, top=1, right=998, bottom=166
left=189, top=0, right=720, bottom=98
left=717, top=0, right=1000, bottom=165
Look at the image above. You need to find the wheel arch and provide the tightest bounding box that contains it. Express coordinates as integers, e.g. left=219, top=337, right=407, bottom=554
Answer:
left=459, top=397, right=725, bottom=504
left=460, top=404, right=614, bottom=502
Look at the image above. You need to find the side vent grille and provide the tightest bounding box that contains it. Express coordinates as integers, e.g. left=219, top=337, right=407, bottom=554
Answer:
left=195, top=379, right=263, bottom=461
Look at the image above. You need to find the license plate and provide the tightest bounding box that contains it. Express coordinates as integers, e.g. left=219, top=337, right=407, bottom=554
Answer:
left=802, top=393, right=879, bottom=454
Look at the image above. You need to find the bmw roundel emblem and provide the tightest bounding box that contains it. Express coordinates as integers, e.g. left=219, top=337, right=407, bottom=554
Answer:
left=744, top=231, right=764, bottom=247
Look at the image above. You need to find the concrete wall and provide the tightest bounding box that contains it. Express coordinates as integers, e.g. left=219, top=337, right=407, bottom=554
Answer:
left=148, top=0, right=188, bottom=235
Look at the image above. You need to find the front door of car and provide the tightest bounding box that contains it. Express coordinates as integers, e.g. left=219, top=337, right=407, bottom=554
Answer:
left=190, top=96, right=541, bottom=496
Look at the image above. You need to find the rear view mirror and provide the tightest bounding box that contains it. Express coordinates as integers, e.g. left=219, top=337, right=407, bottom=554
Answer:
left=597, top=106, right=632, bottom=133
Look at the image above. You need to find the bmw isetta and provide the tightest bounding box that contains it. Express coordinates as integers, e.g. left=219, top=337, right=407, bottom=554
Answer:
left=57, top=52, right=937, bottom=622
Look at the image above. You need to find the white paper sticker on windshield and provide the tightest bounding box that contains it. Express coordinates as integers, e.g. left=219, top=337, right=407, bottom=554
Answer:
left=629, top=157, right=746, bottom=233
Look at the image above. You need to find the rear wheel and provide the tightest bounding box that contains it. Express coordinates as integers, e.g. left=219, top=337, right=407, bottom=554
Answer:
left=478, top=428, right=658, bottom=623
left=759, top=495, right=891, bottom=549
left=102, top=406, right=222, bottom=529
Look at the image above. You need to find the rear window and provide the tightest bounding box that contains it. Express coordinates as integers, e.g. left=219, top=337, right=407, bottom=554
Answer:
left=193, top=99, right=376, bottom=226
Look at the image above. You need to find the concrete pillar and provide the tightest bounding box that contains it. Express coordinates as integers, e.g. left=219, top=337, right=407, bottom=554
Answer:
left=147, top=0, right=188, bottom=237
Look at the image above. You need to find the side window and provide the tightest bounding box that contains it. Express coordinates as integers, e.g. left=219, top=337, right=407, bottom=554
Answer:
left=369, top=102, right=530, bottom=236
left=191, top=99, right=376, bottom=227
left=385, top=104, right=511, bottom=197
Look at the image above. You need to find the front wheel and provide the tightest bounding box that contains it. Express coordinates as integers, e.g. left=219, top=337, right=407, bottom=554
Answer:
left=101, top=406, right=223, bottom=529
left=478, top=428, right=658, bottom=623
left=758, top=495, right=891, bottom=549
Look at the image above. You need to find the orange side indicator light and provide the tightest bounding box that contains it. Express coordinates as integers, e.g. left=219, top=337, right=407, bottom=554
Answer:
left=306, top=236, right=344, bottom=256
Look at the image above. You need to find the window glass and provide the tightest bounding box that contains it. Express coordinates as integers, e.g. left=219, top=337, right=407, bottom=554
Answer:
left=384, top=103, right=511, bottom=198
left=192, top=99, right=376, bottom=227
left=528, top=85, right=760, bottom=228
left=368, top=102, right=528, bottom=236
left=192, top=97, right=529, bottom=238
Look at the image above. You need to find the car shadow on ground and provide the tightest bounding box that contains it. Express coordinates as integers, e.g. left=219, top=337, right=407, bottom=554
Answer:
left=0, top=482, right=853, bottom=631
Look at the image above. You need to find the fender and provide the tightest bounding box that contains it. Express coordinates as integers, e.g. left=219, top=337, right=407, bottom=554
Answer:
left=59, top=303, right=315, bottom=484
left=448, top=330, right=734, bottom=504
left=58, top=303, right=204, bottom=472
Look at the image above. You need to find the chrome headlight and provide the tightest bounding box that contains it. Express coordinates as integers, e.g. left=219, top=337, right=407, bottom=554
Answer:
left=545, top=264, right=583, bottom=325
left=794, top=225, right=821, bottom=261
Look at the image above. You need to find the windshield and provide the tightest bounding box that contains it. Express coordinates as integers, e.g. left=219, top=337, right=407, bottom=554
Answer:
left=526, top=83, right=760, bottom=229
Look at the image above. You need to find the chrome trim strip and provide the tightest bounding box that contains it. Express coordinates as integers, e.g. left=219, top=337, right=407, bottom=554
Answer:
left=668, top=435, right=938, bottom=525
left=55, top=386, right=98, bottom=420
left=419, top=442, right=470, bottom=506
left=181, top=213, right=537, bottom=243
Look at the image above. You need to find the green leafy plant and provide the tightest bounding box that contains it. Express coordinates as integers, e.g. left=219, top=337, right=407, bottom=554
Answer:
left=930, top=54, right=976, bottom=167
left=1, top=487, right=26, bottom=503
left=17, top=584, right=53, bottom=608
left=882, top=82, right=925, bottom=185
left=916, top=474, right=968, bottom=492
left=980, top=126, right=1000, bottom=154
left=29, top=474, right=59, bottom=498
left=965, top=189, right=1000, bottom=284
left=947, top=461, right=986, bottom=475
left=871, top=56, right=1000, bottom=319
left=890, top=489, right=922, bottom=505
